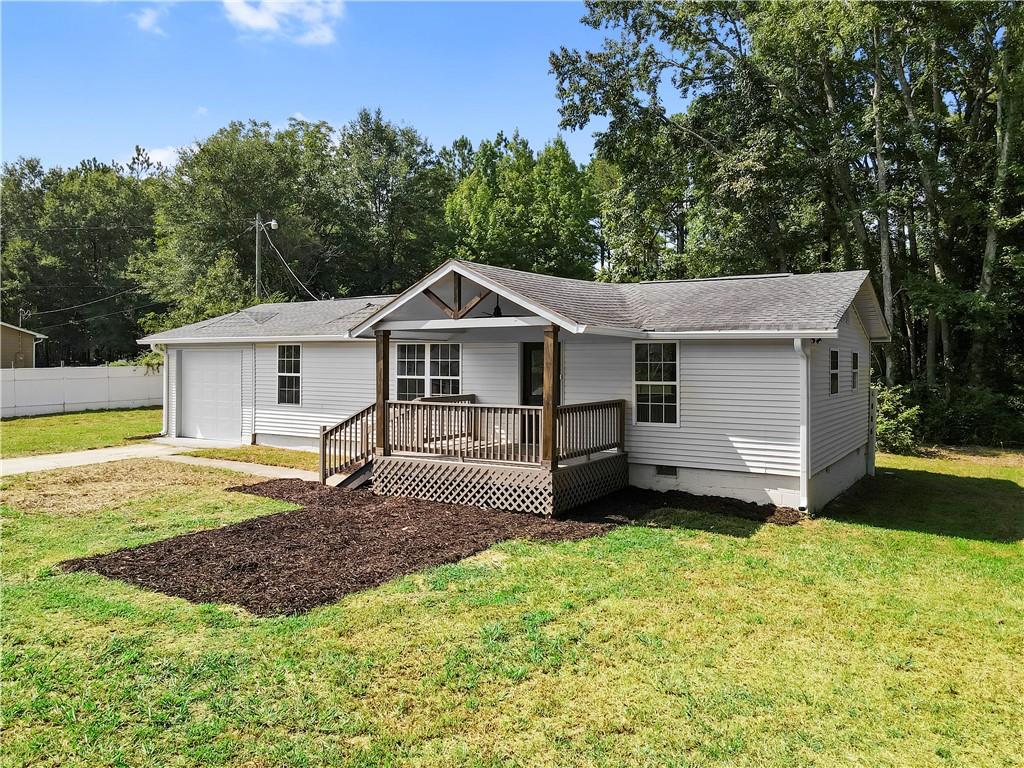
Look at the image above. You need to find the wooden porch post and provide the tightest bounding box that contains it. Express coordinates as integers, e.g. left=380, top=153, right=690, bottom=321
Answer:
left=541, top=324, right=560, bottom=469
left=375, top=329, right=391, bottom=456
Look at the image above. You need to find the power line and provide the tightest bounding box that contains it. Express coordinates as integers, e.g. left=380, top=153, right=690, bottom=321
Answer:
left=25, top=287, right=141, bottom=317
left=37, top=301, right=164, bottom=331
left=19, top=223, right=256, bottom=323
left=7, top=218, right=256, bottom=234
left=262, top=227, right=321, bottom=301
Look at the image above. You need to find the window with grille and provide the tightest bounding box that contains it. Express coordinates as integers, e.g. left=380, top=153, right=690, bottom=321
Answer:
left=851, top=352, right=859, bottom=390
left=396, top=344, right=426, bottom=401
left=277, top=344, right=301, bottom=404
left=829, top=349, right=840, bottom=395
left=429, top=343, right=461, bottom=396
left=634, top=342, right=678, bottom=424
left=396, top=343, right=461, bottom=400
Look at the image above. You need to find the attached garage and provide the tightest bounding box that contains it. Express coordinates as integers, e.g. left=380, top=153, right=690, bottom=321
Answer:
left=178, top=348, right=242, bottom=440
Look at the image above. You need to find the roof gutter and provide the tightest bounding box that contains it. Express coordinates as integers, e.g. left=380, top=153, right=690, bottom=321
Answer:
left=580, top=325, right=840, bottom=340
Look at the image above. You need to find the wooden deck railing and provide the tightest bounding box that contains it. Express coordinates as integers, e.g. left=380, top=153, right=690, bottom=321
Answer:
left=556, top=399, right=626, bottom=461
left=386, top=400, right=543, bottom=464
left=319, top=403, right=375, bottom=482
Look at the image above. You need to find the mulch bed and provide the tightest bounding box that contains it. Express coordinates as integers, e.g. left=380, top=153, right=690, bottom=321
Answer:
left=61, top=480, right=801, bottom=616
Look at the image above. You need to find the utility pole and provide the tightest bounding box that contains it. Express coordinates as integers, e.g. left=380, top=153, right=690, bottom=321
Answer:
left=255, top=212, right=262, bottom=302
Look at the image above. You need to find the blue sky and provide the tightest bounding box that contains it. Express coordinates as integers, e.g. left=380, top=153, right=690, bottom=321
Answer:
left=2, top=1, right=611, bottom=169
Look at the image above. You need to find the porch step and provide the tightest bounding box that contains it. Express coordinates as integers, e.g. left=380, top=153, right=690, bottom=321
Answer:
left=328, top=460, right=373, bottom=490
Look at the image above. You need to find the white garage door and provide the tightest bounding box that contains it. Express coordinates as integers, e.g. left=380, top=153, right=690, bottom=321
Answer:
left=179, top=349, right=242, bottom=440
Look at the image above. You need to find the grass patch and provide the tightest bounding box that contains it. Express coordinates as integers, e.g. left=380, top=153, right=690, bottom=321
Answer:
left=0, top=406, right=162, bottom=457
left=183, top=445, right=319, bottom=472
left=2, top=450, right=1021, bottom=766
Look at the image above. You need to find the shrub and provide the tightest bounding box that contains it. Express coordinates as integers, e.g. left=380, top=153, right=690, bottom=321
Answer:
left=874, top=385, right=921, bottom=454
left=912, top=383, right=1024, bottom=446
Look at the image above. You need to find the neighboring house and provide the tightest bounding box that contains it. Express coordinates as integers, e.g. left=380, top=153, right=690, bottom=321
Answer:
left=140, top=260, right=889, bottom=515
left=1, top=321, right=46, bottom=368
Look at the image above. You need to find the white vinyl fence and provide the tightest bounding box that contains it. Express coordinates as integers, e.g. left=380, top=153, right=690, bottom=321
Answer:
left=1, top=365, right=163, bottom=418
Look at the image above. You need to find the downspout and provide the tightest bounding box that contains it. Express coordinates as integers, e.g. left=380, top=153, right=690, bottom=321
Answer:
left=794, top=338, right=811, bottom=512
left=160, top=345, right=169, bottom=436
left=251, top=343, right=257, bottom=445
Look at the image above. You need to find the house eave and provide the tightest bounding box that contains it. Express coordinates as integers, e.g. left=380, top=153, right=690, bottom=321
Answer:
left=137, top=334, right=368, bottom=346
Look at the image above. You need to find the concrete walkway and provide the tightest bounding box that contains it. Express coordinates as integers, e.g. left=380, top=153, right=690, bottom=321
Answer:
left=159, top=454, right=318, bottom=481
left=1, top=443, right=182, bottom=477
left=2, top=439, right=318, bottom=481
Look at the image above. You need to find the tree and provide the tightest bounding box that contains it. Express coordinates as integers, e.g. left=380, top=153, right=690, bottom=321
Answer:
left=445, top=134, right=599, bottom=278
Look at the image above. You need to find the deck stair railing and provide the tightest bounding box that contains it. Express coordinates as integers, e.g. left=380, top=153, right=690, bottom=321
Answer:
left=319, top=403, right=376, bottom=482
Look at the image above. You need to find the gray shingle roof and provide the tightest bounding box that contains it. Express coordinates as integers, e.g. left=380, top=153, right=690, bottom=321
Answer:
left=462, top=261, right=875, bottom=333
left=140, top=261, right=887, bottom=344
left=139, top=295, right=394, bottom=342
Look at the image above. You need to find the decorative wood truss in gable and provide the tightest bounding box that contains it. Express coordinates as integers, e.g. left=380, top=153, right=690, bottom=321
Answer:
left=422, top=274, right=493, bottom=321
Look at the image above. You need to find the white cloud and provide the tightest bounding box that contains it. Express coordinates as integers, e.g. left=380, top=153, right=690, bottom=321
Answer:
left=146, top=146, right=180, bottom=167
left=221, top=0, right=344, bottom=46
left=195, top=106, right=209, bottom=117
left=131, top=5, right=168, bottom=36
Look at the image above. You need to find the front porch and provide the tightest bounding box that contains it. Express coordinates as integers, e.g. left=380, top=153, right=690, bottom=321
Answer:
left=319, top=262, right=633, bottom=515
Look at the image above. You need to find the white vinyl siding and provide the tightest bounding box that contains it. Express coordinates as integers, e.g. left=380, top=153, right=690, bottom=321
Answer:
left=564, top=339, right=801, bottom=476
left=241, top=344, right=254, bottom=439
left=254, top=342, right=375, bottom=438
left=810, top=308, right=871, bottom=473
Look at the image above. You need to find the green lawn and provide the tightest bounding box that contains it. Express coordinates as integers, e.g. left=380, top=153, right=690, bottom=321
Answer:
left=1, top=450, right=1021, bottom=767
left=184, top=445, right=320, bottom=472
left=0, top=406, right=162, bottom=458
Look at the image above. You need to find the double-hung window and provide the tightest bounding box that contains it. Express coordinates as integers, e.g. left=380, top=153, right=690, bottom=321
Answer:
left=829, top=349, right=840, bottom=395
left=396, top=343, right=461, bottom=400
left=851, top=352, right=859, bottom=390
left=396, top=344, right=426, bottom=400
left=429, top=344, right=461, bottom=395
left=634, top=342, right=678, bottom=424
left=277, top=344, right=301, bottom=404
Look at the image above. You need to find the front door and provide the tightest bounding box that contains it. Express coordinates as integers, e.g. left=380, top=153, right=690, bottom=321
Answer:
left=520, top=342, right=560, bottom=444
left=521, top=342, right=545, bottom=406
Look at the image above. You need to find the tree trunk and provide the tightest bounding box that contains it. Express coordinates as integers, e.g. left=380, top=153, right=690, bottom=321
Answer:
left=873, top=30, right=896, bottom=386
left=821, top=55, right=873, bottom=268
left=971, top=15, right=1018, bottom=376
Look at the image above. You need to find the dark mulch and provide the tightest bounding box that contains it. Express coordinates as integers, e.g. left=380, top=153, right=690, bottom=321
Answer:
left=62, top=480, right=801, bottom=616
left=62, top=481, right=614, bottom=616
left=574, top=486, right=805, bottom=527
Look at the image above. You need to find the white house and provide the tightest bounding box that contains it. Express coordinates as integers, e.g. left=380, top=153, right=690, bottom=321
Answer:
left=140, top=260, right=889, bottom=515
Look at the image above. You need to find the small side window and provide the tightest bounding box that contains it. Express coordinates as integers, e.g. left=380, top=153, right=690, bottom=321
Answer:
left=829, top=349, right=839, bottom=395
left=277, top=345, right=301, bottom=405
left=851, top=352, right=859, bottom=390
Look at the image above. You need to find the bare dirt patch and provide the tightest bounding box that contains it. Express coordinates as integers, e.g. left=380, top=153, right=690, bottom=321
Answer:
left=917, top=445, right=1024, bottom=468
left=1, top=459, right=262, bottom=516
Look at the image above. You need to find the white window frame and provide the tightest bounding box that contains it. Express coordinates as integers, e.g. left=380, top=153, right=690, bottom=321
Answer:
left=276, top=343, right=302, bottom=406
left=851, top=351, right=859, bottom=390
left=631, top=340, right=680, bottom=426
left=829, top=348, right=840, bottom=396
left=395, top=342, right=462, bottom=400
left=429, top=343, right=462, bottom=396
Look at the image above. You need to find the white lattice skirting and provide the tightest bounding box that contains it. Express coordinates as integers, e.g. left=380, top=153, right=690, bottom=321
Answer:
left=373, top=453, right=628, bottom=516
